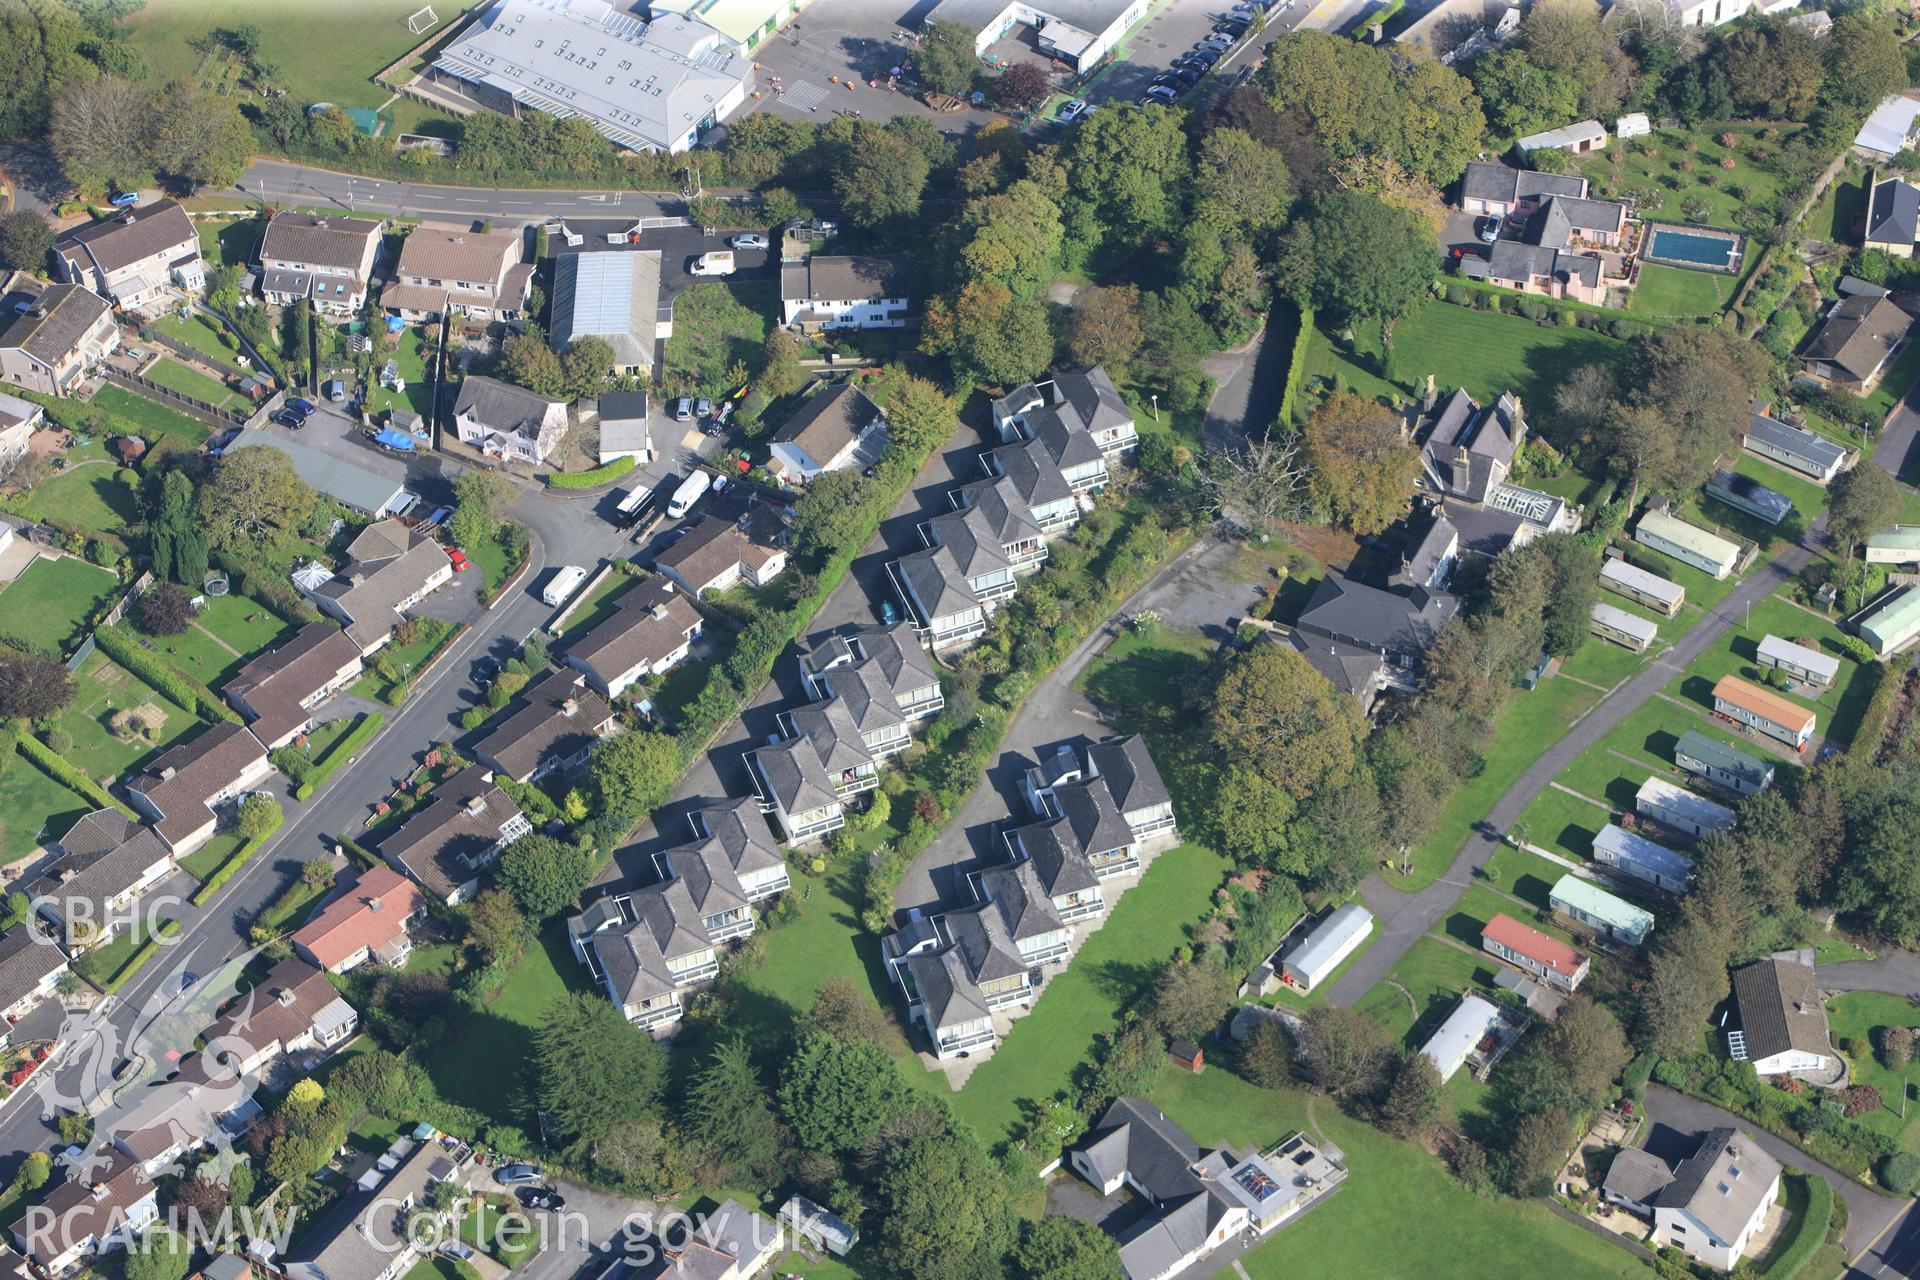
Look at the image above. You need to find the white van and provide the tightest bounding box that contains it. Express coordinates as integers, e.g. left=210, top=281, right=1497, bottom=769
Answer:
left=667, top=471, right=711, bottom=519
left=690, top=251, right=735, bottom=276
left=542, top=564, right=589, bottom=607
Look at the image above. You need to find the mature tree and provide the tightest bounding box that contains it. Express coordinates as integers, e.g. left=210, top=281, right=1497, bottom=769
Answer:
left=1278, top=190, right=1436, bottom=326
left=1601, top=403, right=1678, bottom=502
left=450, top=468, right=517, bottom=552
left=1012, top=1217, right=1119, bottom=1280
left=1518, top=0, right=1628, bottom=118
left=779, top=1031, right=916, bottom=1154
left=915, top=21, right=979, bottom=96
left=496, top=833, right=595, bottom=920
left=136, top=583, right=195, bottom=636
left=685, top=1038, right=780, bottom=1180
left=1827, top=461, right=1901, bottom=561
left=994, top=61, right=1049, bottom=111
left=1380, top=1052, right=1443, bottom=1138
left=200, top=446, right=316, bottom=549
left=145, top=81, right=253, bottom=187
left=1064, top=104, right=1193, bottom=243
left=1640, top=915, right=1733, bottom=1055
left=1504, top=997, right=1630, bottom=1116
left=1468, top=49, right=1583, bottom=139
left=1192, top=128, right=1294, bottom=241
left=1505, top=1105, right=1572, bottom=1196
left=1629, top=325, right=1760, bottom=493
left=125, top=1229, right=191, bottom=1280
left=871, top=1132, right=1017, bottom=1280
left=791, top=469, right=868, bottom=563
left=834, top=128, right=931, bottom=227
left=879, top=376, right=957, bottom=456
left=759, top=329, right=804, bottom=399
left=463, top=888, right=529, bottom=965
left=1207, top=644, right=1367, bottom=799
left=1549, top=363, right=1616, bottom=454
left=1717, top=21, right=1824, bottom=119
left=560, top=336, right=614, bottom=401
left=533, top=994, right=667, bottom=1146
left=1202, top=434, right=1310, bottom=541
left=1329, top=153, right=1447, bottom=236
left=1149, top=958, right=1238, bottom=1042
left=585, top=728, right=681, bottom=821
left=1825, top=13, right=1907, bottom=114
left=1836, top=796, right=1920, bottom=944
left=16, top=1151, right=49, bottom=1192
left=1240, top=1017, right=1295, bottom=1088
left=1296, top=1003, right=1393, bottom=1099
left=1425, top=610, right=1539, bottom=719
left=1064, top=284, right=1145, bottom=373
left=1257, top=31, right=1402, bottom=162
left=1534, top=533, right=1600, bottom=659
left=809, top=974, right=899, bottom=1047
left=1211, top=766, right=1298, bottom=870
left=234, top=794, right=281, bottom=841
left=1398, top=59, right=1487, bottom=187
left=499, top=334, right=567, bottom=398
left=920, top=280, right=1052, bottom=386
left=48, top=77, right=151, bottom=195
left=955, top=177, right=1064, bottom=297
left=0, top=212, right=53, bottom=274
left=0, top=0, right=123, bottom=137
left=0, top=656, right=76, bottom=719
left=1305, top=392, right=1419, bottom=534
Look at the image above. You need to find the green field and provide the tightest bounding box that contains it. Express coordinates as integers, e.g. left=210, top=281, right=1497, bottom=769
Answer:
left=428, top=924, right=590, bottom=1123
left=1556, top=583, right=1681, bottom=689
left=1479, top=844, right=1575, bottom=914
left=139, top=357, right=244, bottom=411
left=151, top=593, right=294, bottom=688
left=1664, top=588, right=1876, bottom=747
left=1512, top=786, right=1611, bottom=864
left=15, top=463, right=139, bottom=535
left=88, top=384, right=213, bottom=446
left=1437, top=884, right=1577, bottom=953
left=949, top=840, right=1232, bottom=1145
left=0, top=751, right=93, bottom=862
left=1628, top=262, right=1740, bottom=318
left=55, top=652, right=198, bottom=783
left=1807, top=164, right=1869, bottom=247
left=196, top=220, right=265, bottom=271
left=1153, top=1068, right=1645, bottom=1279
left=1352, top=934, right=1499, bottom=1047
left=661, top=282, right=774, bottom=396
left=0, top=556, right=119, bottom=654
left=127, top=0, right=486, bottom=113
left=557, top=571, right=637, bottom=639
left=1825, top=993, right=1920, bottom=1153
left=1577, top=123, right=1795, bottom=227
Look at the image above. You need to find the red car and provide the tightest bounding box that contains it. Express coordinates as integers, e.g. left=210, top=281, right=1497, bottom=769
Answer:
left=446, top=547, right=470, bottom=572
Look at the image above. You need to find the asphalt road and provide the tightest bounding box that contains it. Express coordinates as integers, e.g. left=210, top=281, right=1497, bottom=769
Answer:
left=1875, top=383, right=1920, bottom=486
left=236, top=159, right=687, bottom=224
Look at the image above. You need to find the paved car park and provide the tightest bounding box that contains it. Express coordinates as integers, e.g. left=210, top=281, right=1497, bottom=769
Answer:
left=546, top=219, right=774, bottom=301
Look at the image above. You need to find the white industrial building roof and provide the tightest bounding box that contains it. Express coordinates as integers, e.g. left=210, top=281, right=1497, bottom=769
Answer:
left=1757, top=634, right=1841, bottom=683
left=549, top=250, right=661, bottom=373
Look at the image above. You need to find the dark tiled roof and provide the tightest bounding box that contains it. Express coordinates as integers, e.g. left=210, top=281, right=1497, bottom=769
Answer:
left=1602, top=1147, right=1675, bottom=1204
left=1296, top=574, right=1457, bottom=662
left=27, top=810, right=171, bottom=931
left=376, top=767, right=524, bottom=900
left=474, top=668, right=615, bottom=780
left=0, top=927, right=65, bottom=1013
left=0, top=284, right=110, bottom=365
left=567, top=577, right=700, bottom=683
left=1745, top=413, right=1850, bottom=472
left=1732, top=958, right=1834, bottom=1063
left=222, top=623, right=362, bottom=746
left=976, top=860, right=1066, bottom=942
left=260, top=213, right=383, bottom=273
left=788, top=254, right=910, bottom=303
left=1087, top=734, right=1170, bottom=814
left=1804, top=294, right=1912, bottom=382
left=1649, top=1128, right=1780, bottom=1244
left=1459, top=162, right=1587, bottom=205
left=689, top=795, right=785, bottom=881
left=1868, top=177, right=1920, bottom=247
left=56, top=200, right=196, bottom=275
left=772, top=383, right=883, bottom=468
left=655, top=515, right=777, bottom=591
left=453, top=374, right=562, bottom=433
left=124, top=722, right=268, bottom=850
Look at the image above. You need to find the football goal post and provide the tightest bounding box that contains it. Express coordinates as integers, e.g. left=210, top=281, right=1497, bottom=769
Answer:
left=404, top=5, right=440, bottom=34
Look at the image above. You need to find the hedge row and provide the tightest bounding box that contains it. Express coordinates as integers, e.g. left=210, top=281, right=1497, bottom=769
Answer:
left=1277, top=300, right=1315, bottom=430
left=94, top=624, right=240, bottom=725
left=294, top=713, right=385, bottom=800
left=546, top=456, right=637, bottom=490
left=78, top=919, right=181, bottom=994
left=190, top=807, right=286, bottom=905
left=15, top=736, right=130, bottom=816
left=1848, top=650, right=1910, bottom=763
left=1767, top=1173, right=1834, bottom=1280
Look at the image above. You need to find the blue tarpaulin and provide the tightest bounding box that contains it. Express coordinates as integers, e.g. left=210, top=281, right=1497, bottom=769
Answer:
left=373, top=428, right=417, bottom=452
left=386, top=315, right=406, bottom=334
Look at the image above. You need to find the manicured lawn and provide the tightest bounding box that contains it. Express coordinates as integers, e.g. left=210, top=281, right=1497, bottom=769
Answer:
left=1622, top=536, right=1746, bottom=618
left=196, top=219, right=266, bottom=270
left=1628, top=262, right=1740, bottom=318
left=429, top=923, right=590, bottom=1124
left=153, top=312, right=248, bottom=374
left=1577, top=123, right=1796, bottom=227
left=1153, top=1068, right=1646, bottom=1280
left=768, top=1253, right=867, bottom=1280
left=73, top=915, right=179, bottom=992
left=54, top=652, right=198, bottom=783
left=88, top=384, right=213, bottom=446
left=1352, top=935, right=1496, bottom=1047
left=151, top=593, right=294, bottom=688
left=140, top=357, right=244, bottom=410
left=1556, top=607, right=1667, bottom=689
left=353, top=617, right=460, bottom=702
left=129, top=0, right=487, bottom=113
left=0, top=555, right=119, bottom=653
left=1512, top=786, right=1611, bottom=863
left=365, top=325, right=436, bottom=421
left=178, top=830, right=246, bottom=881
left=1479, top=845, right=1574, bottom=914
left=1389, top=675, right=1601, bottom=891
left=557, top=571, right=637, bottom=639
left=1824, top=993, right=1920, bottom=1153
left=1850, top=335, right=1920, bottom=424
left=949, top=840, right=1232, bottom=1146
left=1259, top=925, right=1377, bottom=1012
left=1546, top=699, right=1780, bottom=807
left=1663, top=589, right=1876, bottom=747
left=661, top=281, right=774, bottom=396
left=1807, top=164, right=1869, bottom=246
left=0, top=751, right=92, bottom=861
left=1436, top=884, right=1577, bottom=952
left=15, top=463, right=139, bottom=534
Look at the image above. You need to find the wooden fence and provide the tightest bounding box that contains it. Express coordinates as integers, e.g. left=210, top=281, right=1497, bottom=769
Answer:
left=100, top=368, right=252, bottom=431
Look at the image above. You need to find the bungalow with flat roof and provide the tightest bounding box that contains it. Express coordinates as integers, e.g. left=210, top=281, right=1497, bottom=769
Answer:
left=382, top=224, right=531, bottom=323
left=1594, top=822, right=1694, bottom=893
left=768, top=382, right=886, bottom=485
left=0, top=284, right=118, bottom=398
left=1756, top=634, right=1840, bottom=688
left=1743, top=413, right=1854, bottom=484
left=1712, top=674, right=1816, bottom=749
left=1865, top=525, right=1920, bottom=564
left=548, top=250, right=663, bottom=379
left=291, top=865, right=428, bottom=973
left=1601, top=556, right=1684, bottom=616
left=1550, top=873, right=1654, bottom=947
left=1859, top=584, right=1920, bottom=656
left=655, top=514, right=787, bottom=599
left=299, top=519, right=454, bottom=653
left=258, top=213, right=384, bottom=316
left=1675, top=729, right=1774, bottom=796
left=564, top=577, right=702, bottom=699
left=375, top=767, right=532, bottom=904
left=1603, top=1128, right=1780, bottom=1271
left=780, top=253, right=910, bottom=331
left=124, top=723, right=273, bottom=856
left=53, top=200, right=204, bottom=314
left=1421, top=993, right=1501, bottom=1082
left=1801, top=293, right=1912, bottom=392
left=1865, top=175, right=1920, bottom=258
left=1481, top=912, right=1589, bottom=991
left=1635, top=509, right=1743, bottom=579
left=473, top=669, right=618, bottom=783
left=1731, top=956, right=1841, bottom=1079
left=221, top=623, right=364, bottom=750
left=1636, top=776, right=1736, bottom=840
left=1590, top=601, right=1658, bottom=652
left=452, top=375, right=569, bottom=467
left=27, top=810, right=174, bottom=949
left=1706, top=468, right=1793, bottom=527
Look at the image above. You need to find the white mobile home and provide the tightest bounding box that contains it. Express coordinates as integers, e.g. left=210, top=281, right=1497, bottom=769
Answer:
left=1420, top=993, right=1500, bottom=1083
left=1634, top=510, right=1743, bottom=580
left=1600, top=557, right=1684, bottom=617
left=1594, top=823, right=1694, bottom=893
left=1635, top=776, right=1736, bottom=839
left=1590, top=601, right=1658, bottom=652
left=1279, top=903, right=1373, bottom=992
left=1756, top=634, right=1840, bottom=688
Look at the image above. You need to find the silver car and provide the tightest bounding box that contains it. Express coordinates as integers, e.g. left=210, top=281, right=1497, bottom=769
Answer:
left=728, top=233, right=769, bottom=250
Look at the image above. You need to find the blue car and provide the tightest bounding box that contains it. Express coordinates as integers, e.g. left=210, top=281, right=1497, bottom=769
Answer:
left=287, top=398, right=316, bottom=418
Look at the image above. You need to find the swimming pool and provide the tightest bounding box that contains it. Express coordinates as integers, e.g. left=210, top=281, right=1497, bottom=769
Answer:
left=1647, top=227, right=1740, bottom=270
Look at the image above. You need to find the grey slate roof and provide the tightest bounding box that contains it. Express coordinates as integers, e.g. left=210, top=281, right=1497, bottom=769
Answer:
left=1282, top=629, right=1389, bottom=705
left=1459, top=161, right=1587, bottom=205
left=1804, top=294, right=1912, bottom=382
left=1078, top=1098, right=1240, bottom=1280
left=1745, top=413, right=1850, bottom=473
left=1052, top=776, right=1137, bottom=857
left=783, top=697, right=873, bottom=779
left=752, top=735, right=839, bottom=816
left=1087, top=734, right=1170, bottom=815
left=453, top=374, right=563, bottom=434
left=1868, top=177, right=1920, bottom=248
left=0, top=926, right=63, bottom=1013
left=56, top=200, right=196, bottom=275
left=987, top=435, right=1075, bottom=510
left=976, top=859, right=1067, bottom=941
left=311, top=518, right=449, bottom=647
left=787, top=254, right=910, bottom=303
left=894, top=546, right=978, bottom=623
left=799, top=621, right=937, bottom=709
left=474, top=668, right=615, bottom=780
left=773, top=382, right=883, bottom=466
left=904, top=945, right=989, bottom=1030
left=942, top=901, right=1031, bottom=984
left=222, top=622, right=362, bottom=747
left=1403, top=511, right=1458, bottom=584
left=1417, top=387, right=1526, bottom=503
left=924, top=505, right=1012, bottom=580
left=1488, top=238, right=1601, bottom=290
left=376, top=766, right=523, bottom=900
left=689, top=794, right=785, bottom=882
left=0, top=284, right=109, bottom=365
left=566, top=577, right=700, bottom=682
left=1603, top=1147, right=1676, bottom=1204
left=260, top=213, right=382, bottom=272
left=123, top=722, right=268, bottom=850
left=1010, top=819, right=1102, bottom=898
left=653, top=843, right=748, bottom=920
left=1649, top=1128, right=1781, bottom=1245
left=952, top=476, right=1044, bottom=549
left=1731, top=957, right=1835, bottom=1064
left=1295, top=573, right=1458, bottom=663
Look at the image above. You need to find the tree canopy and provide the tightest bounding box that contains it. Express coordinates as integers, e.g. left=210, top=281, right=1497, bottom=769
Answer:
left=1278, top=190, right=1437, bottom=326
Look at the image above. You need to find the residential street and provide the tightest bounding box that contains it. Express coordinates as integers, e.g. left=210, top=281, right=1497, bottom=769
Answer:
left=1324, top=535, right=1819, bottom=1008
left=1200, top=313, right=1290, bottom=453
left=236, top=159, right=688, bottom=224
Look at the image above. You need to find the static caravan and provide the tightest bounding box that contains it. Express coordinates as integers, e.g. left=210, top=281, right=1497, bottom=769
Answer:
left=1859, top=586, right=1920, bottom=657
left=1420, top=994, right=1501, bottom=1083
left=1481, top=912, right=1589, bottom=992
left=1705, top=468, right=1793, bottom=527
left=1864, top=526, right=1920, bottom=565
left=1673, top=729, right=1774, bottom=796
left=1549, top=873, right=1654, bottom=947
left=1634, top=510, right=1743, bottom=580
left=1712, top=675, right=1816, bottom=750
left=1590, top=601, right=1658, bottom=652
left=1742, top=413, right=1852, bottom=483
left=1600, top=557, right=1684, bottom=617
left=1635, top=775, right=1736, bottom=839
left=1756, top=634, right=1840, bottom=689
left=1279, top=902, right=1373, bottom=992
left=1593, top=822, right=1695, bottom=893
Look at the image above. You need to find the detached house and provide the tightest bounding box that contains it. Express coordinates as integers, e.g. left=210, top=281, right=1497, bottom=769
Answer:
left=883, top=900, right=1037, bottom=1059
left=0, top=284, right=118, bottom=398
left=28, top=811, right=175, bottom=949
left=452, top=375, right=569, bottom=466
left=258, top=213, right=384, bottom=316
left=222, top=623, right=364, bottom=750
left=382, top=225, right=532, bottom=323
left=798, top=622, right=944, bottom=758
left=1730, top=956, right=1842, bottom=1080
left=1294, top=573, right=1458, bottom=672
left=10, top=1152, right=157, bottom=1275
left=474, top=668, right=618, bottom=783
left=204, top=957, right=358, bottom=1077
left=654, top=513, right=787, bottom=598
left=0, top=927, right=68, bottom=1026
left=300, top=519, right=454, bottom=653
left=1802, top=293, right=1912, bottom=392
left=1866, top=175, right=1920, bottom=258
left=1415, top=387, right=1525, bottom=504
left=376, top=767, right=531, bottom=904
left=291, top=865, right=428, bottom=974
left=779, top=253, right=910, bottom=331
left=53, top=200, right=204, bottom=314
left=564, top=576, right=703, bottom=699
left=1603, top=1128, right=1780, bottom=1271
left=124, top=723, right=273, bottom=856
left=768, top=382, right=887, bottom=484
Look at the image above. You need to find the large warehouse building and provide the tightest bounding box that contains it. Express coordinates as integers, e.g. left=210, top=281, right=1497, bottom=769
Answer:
left=432, top=0, right=754, bottom=154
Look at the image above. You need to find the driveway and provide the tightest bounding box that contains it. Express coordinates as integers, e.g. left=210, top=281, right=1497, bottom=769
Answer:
left=1874, top=383, right=1920, bottom=486
left=1644, top=1085, right=1903, bottom=1258
left=1818, top=952, right=1920, bottom=999
left=1201, top=312, right=1289, bottom=453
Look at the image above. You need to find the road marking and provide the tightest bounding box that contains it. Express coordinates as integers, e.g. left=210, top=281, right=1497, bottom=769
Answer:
left=778, top=80, right=830, bottom=111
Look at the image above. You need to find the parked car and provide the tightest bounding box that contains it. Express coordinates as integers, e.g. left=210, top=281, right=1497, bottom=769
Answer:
left=1211, top=21, right=1246, bottom=37
left=674, top=397, right=694, bottom=421
left=437, top=1243, right=475, bottom=1262
left=322, top=379, right=348, bottom=402
left=728, top=233, right=769, bottom=250
left=1057, top=98, right=1090, bottom=122
left=1183, top=47, right=1221, bottom=65
left=880, top=599, right=899, bottom=625
left=1164, top=67, right=1201, bottom=87
left=493, top=1164, right=543, bottom=1186
left=270, top=409, right=304, bottom=429
left=517, top=1186, right=567, bottom=1211
left=287, top=398, right=316, bottom=419
left=1200, top=32, right=1235, bottom=49
left=695, top=397, right=713, bottom=419
left=1475, top=215, right=1502, bottom=243
left=446, top=546, right=471, bottom=573
left=1143, top=84, right=1179, bottom=103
